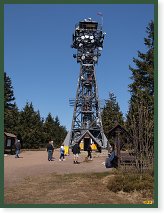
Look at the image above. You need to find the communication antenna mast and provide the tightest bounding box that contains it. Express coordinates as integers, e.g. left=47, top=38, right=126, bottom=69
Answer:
left=64, top=18, right=107, bottom=151
left=97, top=12, right=103, bottom=26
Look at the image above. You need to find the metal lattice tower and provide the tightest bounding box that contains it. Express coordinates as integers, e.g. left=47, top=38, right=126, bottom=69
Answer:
left=64, top=18, right=107, bottom=151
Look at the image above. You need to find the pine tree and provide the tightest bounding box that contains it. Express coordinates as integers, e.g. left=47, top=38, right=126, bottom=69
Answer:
left=54, top=116, right=60, bottom=126
left=129, top=21, right=154, bottom=113
left=4, top=72, right=15, bottom=110
left=102, top=92, right=124, bottom=136
left=18, top=102, right=44, bottom=149
left=127, top=21, right=154, bottom=172
left=43, top=113, right=67, bottom=148
left=4, top=72, right=19, bottom=133
left=43, top=113, right=56, bottom=143
left=4, top=105, right=19, bottom=134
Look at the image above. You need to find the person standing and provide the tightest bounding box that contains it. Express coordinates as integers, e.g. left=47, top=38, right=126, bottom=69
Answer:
left=51, top=141, right=55, bottom=159
left=87, top=144, right=92, bottom=160
left=47, top=141, right=53, bottom=161
left=59, top=145, right=65, bottom=161
left=72, top=143, right=80, bottom=164
left=15, top=140, right=21, bottom=158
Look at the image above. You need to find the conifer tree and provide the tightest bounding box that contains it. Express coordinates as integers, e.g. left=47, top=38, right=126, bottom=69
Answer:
left=128, top=21, right=154, bottom=113
left=43, top=113, right=56, bottom=143
left=4, top=72, right=15, bottom=110
left=102, top=92, right=124, bottom=136
left=127, top=21, right=154, bottom=172
left=43, top=113, right=67, bottom=148
left=4, top=72, right=19, bottom=133
left=19, top=102, right=44, bottom=149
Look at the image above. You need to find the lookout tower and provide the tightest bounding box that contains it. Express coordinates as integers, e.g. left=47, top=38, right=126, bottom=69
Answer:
left=64, top=18, right=107, bottom=151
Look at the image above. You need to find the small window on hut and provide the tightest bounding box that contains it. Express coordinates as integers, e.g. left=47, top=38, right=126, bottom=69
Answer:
left=7, top=139, right=11, bottom=147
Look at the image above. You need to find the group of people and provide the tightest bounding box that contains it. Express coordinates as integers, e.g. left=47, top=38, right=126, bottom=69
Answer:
left=72, top=143, right=92, bottom=164
left=14, top=139, right=117, bottom=168
left=47, top=141, right=93, bottom=164
left=14, top=139, right=93, bottom=164
left=46, top=141, right=65, bottom=161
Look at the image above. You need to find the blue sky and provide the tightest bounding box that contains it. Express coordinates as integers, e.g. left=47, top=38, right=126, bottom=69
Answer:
left=4, top=4, right=154, bottom=130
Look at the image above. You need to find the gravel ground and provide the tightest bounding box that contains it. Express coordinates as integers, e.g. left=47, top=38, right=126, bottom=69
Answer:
left=4, top=149, right=111, bottom=188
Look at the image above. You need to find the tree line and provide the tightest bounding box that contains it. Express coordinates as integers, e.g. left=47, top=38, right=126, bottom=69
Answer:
left=4, top=73, right=67, bottom=149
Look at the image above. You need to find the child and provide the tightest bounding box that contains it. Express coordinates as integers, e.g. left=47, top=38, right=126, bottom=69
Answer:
left=59, top=145, right=65, bottom=161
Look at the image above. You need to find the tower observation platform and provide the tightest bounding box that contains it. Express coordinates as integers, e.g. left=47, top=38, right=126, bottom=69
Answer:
left=64, top=18, right=108, bottom=152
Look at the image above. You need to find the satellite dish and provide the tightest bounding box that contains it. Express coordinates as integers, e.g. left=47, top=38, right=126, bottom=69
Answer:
left=93, top=56, right=97, bottom=61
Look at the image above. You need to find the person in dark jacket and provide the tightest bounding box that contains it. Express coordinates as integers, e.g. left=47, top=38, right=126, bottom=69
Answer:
left=105, top=144, right=118, bottom=168
left=87, top=144, right=92, bottom=160
left=47, top=141, right=54, bottom=161
left=15, top=140, right=21, bottom=158
left=72, top=143, right=80, bottom=164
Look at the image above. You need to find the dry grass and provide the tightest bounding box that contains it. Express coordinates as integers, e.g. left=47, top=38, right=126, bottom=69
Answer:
left=4, top=171, right=153, bottom=205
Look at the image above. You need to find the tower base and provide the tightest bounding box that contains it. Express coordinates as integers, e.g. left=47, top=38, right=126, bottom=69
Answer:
left=63, top=130, right=108, bottom=152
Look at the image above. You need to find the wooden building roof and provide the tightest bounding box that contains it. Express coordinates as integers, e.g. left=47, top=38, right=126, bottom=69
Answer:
left=108, top=124, right=132, bottom=140
left=76, top=130, right=101, bottom=146
left=4, top=132, right=17, bottom=138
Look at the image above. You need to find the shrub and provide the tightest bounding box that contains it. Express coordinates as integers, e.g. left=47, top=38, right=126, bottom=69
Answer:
left=107, top=175, right=124, bottom=192
left=107, top=172, right=154, bottom=193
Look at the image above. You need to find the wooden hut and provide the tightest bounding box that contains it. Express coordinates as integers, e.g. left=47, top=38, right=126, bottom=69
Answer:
left=4, top=132, right=17, bottom=154
left=108, top=124, right=134, bottom=167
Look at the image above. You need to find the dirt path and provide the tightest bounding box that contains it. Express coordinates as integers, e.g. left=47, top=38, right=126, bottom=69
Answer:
left=4, top=150, right=110, bottom=188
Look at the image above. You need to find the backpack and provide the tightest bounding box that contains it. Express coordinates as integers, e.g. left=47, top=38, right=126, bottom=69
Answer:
left=105, top=157, right=112, bottom=168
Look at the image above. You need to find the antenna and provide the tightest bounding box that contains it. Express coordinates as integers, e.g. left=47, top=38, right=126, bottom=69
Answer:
left=97, top=12, right=103, bottom=26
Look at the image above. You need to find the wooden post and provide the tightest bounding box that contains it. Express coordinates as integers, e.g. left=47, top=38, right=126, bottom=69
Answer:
left=115, top=130, right=121, bottom=168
